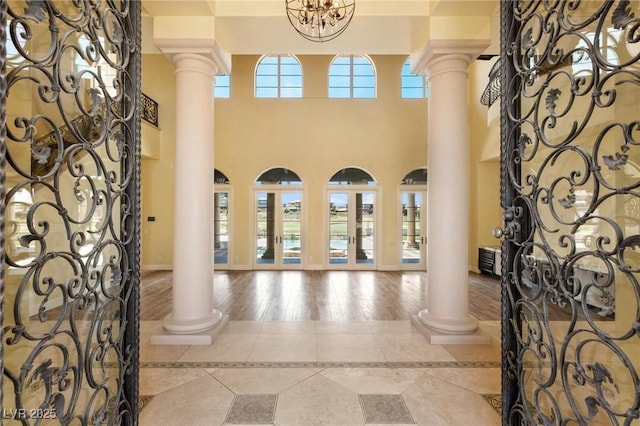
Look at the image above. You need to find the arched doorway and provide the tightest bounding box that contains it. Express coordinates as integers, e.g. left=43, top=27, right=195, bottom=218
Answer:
left=214, top=169, right=231, bottom=267
left=327, top=167, right=377, bottom=269
left=399, top=168, right=427, bottom=269
left=253, top=167, right=304, bottom=269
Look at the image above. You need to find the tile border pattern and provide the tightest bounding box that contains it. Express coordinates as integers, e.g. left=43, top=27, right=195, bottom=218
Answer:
left=139, top=360, right=501, bottom=369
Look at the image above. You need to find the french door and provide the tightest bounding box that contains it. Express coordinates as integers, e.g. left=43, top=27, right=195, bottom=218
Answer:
left=400, top=189, right=427, bottom=269
left=500, top=1, right=640, bottom=423
left=328, top=190, right=376, bottom=269
left=213, top=191, right=230, bottom=267
left=254, top=189, right=303, bottom=268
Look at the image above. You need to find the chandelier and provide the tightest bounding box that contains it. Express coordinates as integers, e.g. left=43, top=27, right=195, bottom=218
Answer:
left=285, top=0, right=356, bottom=43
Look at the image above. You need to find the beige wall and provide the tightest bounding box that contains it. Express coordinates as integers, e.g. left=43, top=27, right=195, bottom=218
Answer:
left=468, top=59, right=502, bottom=269
left=141, top=54, right=178, bottom=268
left=140, top=52, right=502, bottom=270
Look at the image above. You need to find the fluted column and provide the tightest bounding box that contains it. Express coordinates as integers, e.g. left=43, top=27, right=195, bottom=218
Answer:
left=410, top=41, right=491, bottom=344
left=152, top=52, right=226, bottom=345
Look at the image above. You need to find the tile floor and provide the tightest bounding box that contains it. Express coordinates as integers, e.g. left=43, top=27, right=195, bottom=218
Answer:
left=139, top=320, right=502, bottom=426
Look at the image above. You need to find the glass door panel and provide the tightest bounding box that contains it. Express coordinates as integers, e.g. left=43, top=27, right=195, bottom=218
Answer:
left=282, top=191, right=302, bottom=265
left=328, top=191, right=376, bottom=268
left=256, top=192, right=275, bottom=265
left=214, top=192, right=229, bottom=265
left=256, top=190, right=303, bottom=268
left=329, top=192, right=349, bottom=264
left=401, top=191, right=426, bottom=267
left=356, top=192, right=375, bottom=265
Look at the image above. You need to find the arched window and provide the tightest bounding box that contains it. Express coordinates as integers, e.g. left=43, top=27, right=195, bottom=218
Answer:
left=328, top=55, right=376, bottom=99
left=328, top=167, right=376, bottom=185
left=255, top=54, right=303, bottom=98
left=214, top=74, right=230, bottom=98
left=401, top=58, right=429, bottom=99
left=255, top=167, right=303, bottom=185
left=401, top=168, right=428, bottom=185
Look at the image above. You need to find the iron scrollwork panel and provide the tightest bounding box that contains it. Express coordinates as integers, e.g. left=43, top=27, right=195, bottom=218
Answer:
left=502, top=0, right=640, bottom=424
left=2, top=1, right=140, bottom=424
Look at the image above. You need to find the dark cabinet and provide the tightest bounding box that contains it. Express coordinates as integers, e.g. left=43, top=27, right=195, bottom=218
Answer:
left=478, top=246, right=501, bottom=276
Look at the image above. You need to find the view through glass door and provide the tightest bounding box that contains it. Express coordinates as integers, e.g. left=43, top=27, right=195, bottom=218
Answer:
left=255, top=190, right=303, bottom=268
left=400, top=169, right=428, bottom=269
left=214, top=169, right=231, bottom=267
left=400, top=190, right=426, bottom=268
left=328, top=190, right=376, bottom=267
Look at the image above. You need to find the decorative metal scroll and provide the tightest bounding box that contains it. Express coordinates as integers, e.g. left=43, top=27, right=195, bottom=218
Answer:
left=2, top=1, right=140, bottom=424
left=480, top=58, right=502, bottom=108
left=501, top=0, right=640, bottom=424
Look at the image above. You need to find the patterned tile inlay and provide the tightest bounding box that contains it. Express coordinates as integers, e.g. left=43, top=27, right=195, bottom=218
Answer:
left=358, top=394, right=415, bottom=424
left=224, top=394, right=278, bottom=424
left=482, top=393, right=502, bottom=415
left=138, top=395, right=154, bottom=413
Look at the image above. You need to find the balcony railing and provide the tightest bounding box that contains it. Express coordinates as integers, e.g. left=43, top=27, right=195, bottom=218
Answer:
left=142, top=92, right=159, bottom=127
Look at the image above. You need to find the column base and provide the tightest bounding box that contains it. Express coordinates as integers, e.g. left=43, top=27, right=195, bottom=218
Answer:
left=151, top=310, right=228, bottom=345
left=412, top=311, right=491, bottom=345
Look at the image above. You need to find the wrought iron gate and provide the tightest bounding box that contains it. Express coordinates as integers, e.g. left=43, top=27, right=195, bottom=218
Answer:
left=500, top=1, right=640, bottom=424
left=1, top=1, right=141, bottom=424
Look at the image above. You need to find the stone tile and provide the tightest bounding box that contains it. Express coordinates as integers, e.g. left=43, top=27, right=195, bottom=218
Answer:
left=178, top=333, right=258, bottom=362
left=321, top=368, right=424, bottom=394
left=260, top=321, right=317, bottom=334
left=316, top=334, right=386, bottom=362
left=139, top=375, right=234, bottom=426
left=224, top=321, right=265, bottom=334
left=358, top=394, right=415, bottom=424
left=316, top=321, right=372, bottom=334
left=402, top=373, right=501, bottom=426
left=376, top=334, right=456, bottom=362
left=139, top=342, right=189, bottom=363
left=421, top=368, right=501, bottom=394
left=442, top=342, right=501, bottom=362
left=225, top=394, right=277, bottom=424
left=478, top=321, right=501, bottom=342
left=213, top=368, right=317, bottom=394
left=139, top=322, right=194, bottom=363
left=248, top=334, right=316, bottom=362
left=275, top=374, right=364, bottom=426
left=139, top=368, right=210, bottom=395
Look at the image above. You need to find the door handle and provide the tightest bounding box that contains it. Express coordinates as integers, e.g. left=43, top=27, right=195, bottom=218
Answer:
left=493, top=207, right=521, bottom=241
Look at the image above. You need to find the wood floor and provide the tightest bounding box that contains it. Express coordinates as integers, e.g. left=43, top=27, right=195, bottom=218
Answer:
left=140, top=270, right=505, bottom=321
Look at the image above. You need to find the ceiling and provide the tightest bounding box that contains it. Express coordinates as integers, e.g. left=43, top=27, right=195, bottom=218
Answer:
left=141, top=0, right=499, bottom=56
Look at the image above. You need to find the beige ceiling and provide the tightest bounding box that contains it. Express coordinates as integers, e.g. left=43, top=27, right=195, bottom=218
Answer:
left=142, top=0, right=499, bottom=56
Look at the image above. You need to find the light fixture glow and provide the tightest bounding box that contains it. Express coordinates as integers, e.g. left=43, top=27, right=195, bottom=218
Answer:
left=285, top=0, right=355, bottom=43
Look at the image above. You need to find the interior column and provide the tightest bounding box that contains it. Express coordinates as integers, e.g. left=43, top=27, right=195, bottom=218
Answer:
left=152, top=53, right=225, bottom=345
left=411, top=42, right=490, bottom=344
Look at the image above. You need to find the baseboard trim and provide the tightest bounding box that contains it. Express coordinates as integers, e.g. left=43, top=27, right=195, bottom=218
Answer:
left=143, top=264, right=173, bottom=271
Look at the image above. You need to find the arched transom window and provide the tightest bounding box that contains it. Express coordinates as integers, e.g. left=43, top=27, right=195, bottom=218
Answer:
left=328, top=55, right=376, bottom=99
left=255, top=54, right=303, bottom=98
